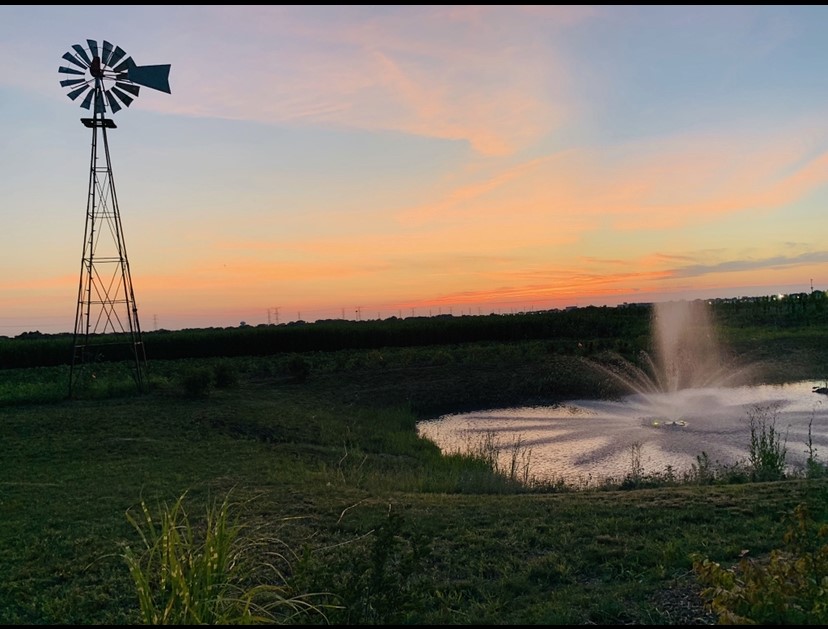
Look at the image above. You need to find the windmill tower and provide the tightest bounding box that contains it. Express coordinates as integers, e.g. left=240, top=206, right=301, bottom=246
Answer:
left=58, top=39, right=171, bottom=396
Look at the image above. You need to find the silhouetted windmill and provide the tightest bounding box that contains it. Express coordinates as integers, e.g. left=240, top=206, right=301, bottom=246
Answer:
left=59, top=39, right=171, bottom=396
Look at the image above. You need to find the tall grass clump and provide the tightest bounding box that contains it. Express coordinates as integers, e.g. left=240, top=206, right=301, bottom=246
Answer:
left=746, top=403, right=788, bottom=481
left=466, top=430, right=536, bottom=488
left=805, top=413, right=828, bottom=479
left=414, top=429, right=549, bottom=494
left=122, top=491, right=329, bottom=625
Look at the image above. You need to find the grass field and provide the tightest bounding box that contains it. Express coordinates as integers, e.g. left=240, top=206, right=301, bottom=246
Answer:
left=2, top=331, right=827, bottom=624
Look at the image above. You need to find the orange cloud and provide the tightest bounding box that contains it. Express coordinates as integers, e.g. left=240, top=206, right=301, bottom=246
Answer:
left=392, top=123, right=828, bottom=235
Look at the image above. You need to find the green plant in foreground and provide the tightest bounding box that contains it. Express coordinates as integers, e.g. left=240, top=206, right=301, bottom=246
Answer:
left=123, top=491, right=329, bottom=625
left=692, top=503, right=828, bottom=624
left=291, top=505, right=433, bottom=624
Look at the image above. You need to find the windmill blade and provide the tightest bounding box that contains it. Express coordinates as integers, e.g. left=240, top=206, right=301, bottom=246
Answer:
left=60, top=78, right=87, bottom=88
left=108, top=45, right=127, bottom=69
left=62, top=51, right=88, bottom=70
left=86, top=39, right=98, bottom=59
left=101, top=40, right=114, bottom=65
left=80, top=89, right=95, bottom=110
left=59, top=65, right=86, bottom=76
left=71, top=44, right=92, bottom=66
left=114, top=81, right=140, bottom=97
left=67, top=84, right=90, bottom=101
left=127, top=64, right=171, bottom=94
left=105, top=90, right=123, bottom=114
left=112, top=56, right=134, bottom=74
left=110, top=86, right=135, bottom=107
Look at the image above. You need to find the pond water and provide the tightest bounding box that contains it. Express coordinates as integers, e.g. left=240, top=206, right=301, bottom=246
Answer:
left=417, top=380, right=828, bottom=486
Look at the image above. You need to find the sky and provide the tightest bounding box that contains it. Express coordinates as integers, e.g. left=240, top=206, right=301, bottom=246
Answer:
left=1, top=5, right=828, bottom=336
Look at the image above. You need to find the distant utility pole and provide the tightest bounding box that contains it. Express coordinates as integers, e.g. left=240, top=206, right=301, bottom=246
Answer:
left=269, top=306, right=280, bottom=324
left=355, top=306, right=362, bottom=321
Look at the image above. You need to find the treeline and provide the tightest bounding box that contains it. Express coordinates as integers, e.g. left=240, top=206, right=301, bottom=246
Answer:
left=0, top=306, right=651, bottom=369
left=1, top=292, right=825, bottom=370
left=713, top=291, right=827, bottom=327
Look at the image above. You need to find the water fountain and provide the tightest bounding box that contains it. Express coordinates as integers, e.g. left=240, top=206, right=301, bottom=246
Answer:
left=417, top=300, right=828, bottom=485
left=585, top=299, right=756, bottom=426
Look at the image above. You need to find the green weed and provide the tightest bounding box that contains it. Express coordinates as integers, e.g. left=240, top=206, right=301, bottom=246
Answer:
left=746, top=403, right=788, bottom=482
left=291, top=504, right=432, bottom=624
left=122, top=491, right=329, bottom=625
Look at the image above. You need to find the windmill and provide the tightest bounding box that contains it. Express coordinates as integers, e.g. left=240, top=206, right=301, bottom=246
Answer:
left=59, top=39, right=171, bottom=396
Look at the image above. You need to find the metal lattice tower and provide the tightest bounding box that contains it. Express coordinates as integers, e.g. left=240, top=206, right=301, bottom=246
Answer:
left=58, top=39, right=171, bottom=396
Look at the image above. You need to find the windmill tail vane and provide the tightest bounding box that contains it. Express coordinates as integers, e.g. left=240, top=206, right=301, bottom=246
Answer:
left=59, top=39, right=171, bottom=115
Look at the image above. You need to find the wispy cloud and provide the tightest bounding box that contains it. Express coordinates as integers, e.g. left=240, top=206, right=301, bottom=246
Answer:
left=136, top=5, right=593, bottom=155
left=669, top=251, right=828, bottom=279
left=395, top=120, right=828, bottom=234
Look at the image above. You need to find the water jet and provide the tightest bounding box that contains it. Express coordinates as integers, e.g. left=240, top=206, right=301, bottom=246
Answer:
left=585, top=299, right=756, bottom=425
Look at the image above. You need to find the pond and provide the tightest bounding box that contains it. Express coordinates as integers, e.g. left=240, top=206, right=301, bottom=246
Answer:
left=417, top=380, right=828, bottom=487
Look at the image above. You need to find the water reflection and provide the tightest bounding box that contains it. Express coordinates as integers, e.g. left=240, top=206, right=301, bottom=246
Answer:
left=417, top=381, right=828, bottom=486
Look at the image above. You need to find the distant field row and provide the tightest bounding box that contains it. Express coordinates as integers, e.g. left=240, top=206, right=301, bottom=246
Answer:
left=2, top=294, right=826, bottom=369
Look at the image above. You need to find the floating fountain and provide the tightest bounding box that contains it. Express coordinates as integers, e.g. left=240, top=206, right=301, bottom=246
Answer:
left=621, top=300, right=740, bottom=390
left=417, top=300, right=828, bottom=485
left=586, top=299, right=756, bottom=426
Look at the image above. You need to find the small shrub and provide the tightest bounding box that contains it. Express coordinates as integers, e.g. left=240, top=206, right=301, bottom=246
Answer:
left=692, top=503, right=828, bottom=624
left=286, top=355, right=310, bottom=383
left=180, top=367, right=213, bottom=397
left=213, top=362, right=239, bottom=389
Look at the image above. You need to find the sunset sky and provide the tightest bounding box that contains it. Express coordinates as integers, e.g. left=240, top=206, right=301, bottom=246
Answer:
left=1, top=5, right=827, bottom=336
